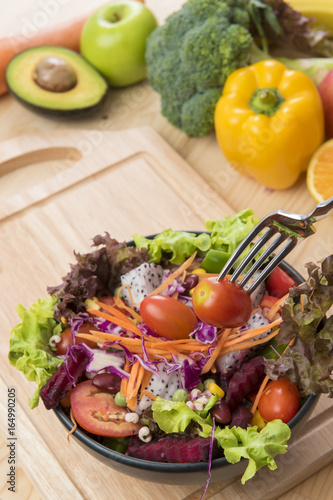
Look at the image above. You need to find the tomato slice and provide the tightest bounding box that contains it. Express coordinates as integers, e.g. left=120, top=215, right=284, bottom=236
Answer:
left=70, top=380, right=142, bottom=437
left=56, top=323, right=98, bottom=355
left=140, top=295, right=198, bottom=339
left=265, top=267, right=297, bottom=299
left=259, top=295, right=279, bottom=309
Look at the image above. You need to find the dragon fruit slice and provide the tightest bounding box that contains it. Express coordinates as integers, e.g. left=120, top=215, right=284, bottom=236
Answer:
left=245, top=271, right=266, bottom=308
left=127, top=435, right=218, bottom=463
left=215, top=310, right=270, bottom=377
left=136, top=363, right=182, bottom=414
left=120, top=263, right=163, bottom=309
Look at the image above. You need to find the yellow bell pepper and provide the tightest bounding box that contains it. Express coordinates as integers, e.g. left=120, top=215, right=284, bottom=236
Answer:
left=214, top=60, right=324, bottom=190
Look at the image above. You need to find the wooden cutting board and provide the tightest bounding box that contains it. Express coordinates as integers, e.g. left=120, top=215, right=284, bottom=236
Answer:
left=0, top=127, right=332, bottom=500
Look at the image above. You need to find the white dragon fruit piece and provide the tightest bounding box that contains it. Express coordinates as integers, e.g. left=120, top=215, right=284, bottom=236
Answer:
left=215, top=310, right=271, bottom=377
left=136, top=363, right=182, bottom=414
left=120, top=262, right=164, bottom=309
left=245, top=271, right=266, bottom=308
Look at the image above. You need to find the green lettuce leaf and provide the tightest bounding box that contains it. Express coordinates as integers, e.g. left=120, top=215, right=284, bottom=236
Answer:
left=205, top=208, right=259, bottom=254
left=152, top=397, right=213, bottom=436
left=215, top=420, right=291, bottom=484
left=132, top=229, right=211, bottom=265
left=133, top=209, right=259, bottom=266
left=264, top=255, right=333, bottom=397
left=152, top=397, right=291, bottom=483
left=8, top=297, right=63, bottom=408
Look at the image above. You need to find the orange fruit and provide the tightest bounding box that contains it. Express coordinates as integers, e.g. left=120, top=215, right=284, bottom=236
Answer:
left=307, top=139, right=333, bottom=202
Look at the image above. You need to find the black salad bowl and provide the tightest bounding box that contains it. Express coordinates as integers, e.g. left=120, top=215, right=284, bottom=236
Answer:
left=53, top=234, right=320, bottom=485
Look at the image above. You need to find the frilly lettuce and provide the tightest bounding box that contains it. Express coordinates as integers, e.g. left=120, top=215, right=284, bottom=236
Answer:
left=132, top=229, right=211, bottom=265
left=8, top=296, right=63, bottom=409
left=214, top=420, right=290, bottom=484
left=152, top=396, right=291, bottom=483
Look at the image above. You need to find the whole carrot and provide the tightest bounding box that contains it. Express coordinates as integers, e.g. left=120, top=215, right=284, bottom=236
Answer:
left=0, top=0, right=144, bottom=97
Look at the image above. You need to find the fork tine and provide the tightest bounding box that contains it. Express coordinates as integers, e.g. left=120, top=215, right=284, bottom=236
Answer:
left=239, top=232, right=289, bottom=288
left=228, top=227, right=278, bottom=282
left=246, top=237, right=298, bottom=295
left=217, top=217, right=276, bottom=281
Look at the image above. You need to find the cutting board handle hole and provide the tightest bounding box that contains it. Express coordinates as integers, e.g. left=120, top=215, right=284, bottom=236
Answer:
left=0, top=147, right=82, bottom=178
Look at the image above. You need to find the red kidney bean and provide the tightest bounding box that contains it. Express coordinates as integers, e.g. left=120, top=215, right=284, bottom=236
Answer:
left=183, top=274, right=199, bottom=291
left=211, top=400, right=232, bottom=425
left=91, top=373, right=121, bottom=394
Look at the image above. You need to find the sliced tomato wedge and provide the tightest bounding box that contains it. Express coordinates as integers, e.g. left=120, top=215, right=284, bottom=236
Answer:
left=259, top=295, right=279, bottom=309
left=265, top=267, right=297, bottom=299
left=70, top=380, right=141, bottom=437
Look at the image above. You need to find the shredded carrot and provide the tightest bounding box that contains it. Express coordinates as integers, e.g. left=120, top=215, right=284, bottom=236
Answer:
left=223, top=317, right=282, bottom=348
left=95, top=300, right=136, bottom=324
left=127, top=360, right=140, bottom=400
left=140, top=370, right=153, bottom=399
left=201, top=328, right=231, bottom=374
left=129, top=364, right=146, bottom=400
left=250, top=375, right=270, bottom=416
left=141, top=389, right=157, bottom=401
left=127, top=394, right=137, bottom=411
left=67, top=408, right=78, bottom=443
left=113, top=289, right=143, bottom=322
left=221, top=328, right=280, bottom=355
left=149, top=252, right=197, bottom=296
left=87, top=308, right=143, bottom=336
left=266, top=293, right=289, bottom=322
left=250, top=338, right=295, bottom=414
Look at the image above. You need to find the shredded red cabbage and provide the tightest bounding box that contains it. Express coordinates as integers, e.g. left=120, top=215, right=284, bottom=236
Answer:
left=191, top=322, right=218, bottom=344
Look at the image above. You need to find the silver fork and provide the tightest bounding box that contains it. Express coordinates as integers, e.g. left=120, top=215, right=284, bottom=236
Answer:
left=217, top=196, right=333, bottom=294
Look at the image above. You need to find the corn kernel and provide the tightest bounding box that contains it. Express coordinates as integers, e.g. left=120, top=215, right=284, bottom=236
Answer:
left=250, top=410, right=267, bottom=431
left=208, top=382, right=225, bottom=398
left=191, top=268, right=207, bottom=276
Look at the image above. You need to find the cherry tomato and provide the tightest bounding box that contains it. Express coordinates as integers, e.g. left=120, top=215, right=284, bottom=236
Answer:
left=259, top=295, right=279, bottom=309
left=191, top=277, right=252, bottom=328
left=56, top=323, right=98, bottom=355
left=70, top=380, right=141, bottom=437
left=258, top=378, right=301, bottom=423
left=265, top=267, right=297, bottom=299
left=140, top=295, right=198, bottom=339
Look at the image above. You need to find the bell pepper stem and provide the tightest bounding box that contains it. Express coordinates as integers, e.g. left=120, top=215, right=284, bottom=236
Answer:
left=249, top=88, right=285, bottom=116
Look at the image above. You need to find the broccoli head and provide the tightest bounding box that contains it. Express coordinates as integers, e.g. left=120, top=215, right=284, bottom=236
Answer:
left=145, top=0, right=253, bottom=136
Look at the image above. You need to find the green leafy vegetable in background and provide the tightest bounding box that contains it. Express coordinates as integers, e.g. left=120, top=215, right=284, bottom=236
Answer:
left=8, top=297, right=63, bottom=409
left=145, top=0, right=333, bottom=136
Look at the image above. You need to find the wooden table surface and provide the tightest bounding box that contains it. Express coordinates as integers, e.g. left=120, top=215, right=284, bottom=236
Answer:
left=1, top=1, right=332, bottom=499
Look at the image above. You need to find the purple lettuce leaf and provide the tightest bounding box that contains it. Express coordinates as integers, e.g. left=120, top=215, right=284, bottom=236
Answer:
left=263, top=256, right=333, bottom=397
left=47, top=234, right=149, bottom=321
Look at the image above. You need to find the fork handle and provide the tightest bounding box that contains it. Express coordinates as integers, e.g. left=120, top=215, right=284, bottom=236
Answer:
left=307, top=196, right=333, bottom=222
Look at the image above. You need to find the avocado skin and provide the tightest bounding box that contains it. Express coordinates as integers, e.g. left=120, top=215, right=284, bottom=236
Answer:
left=7, top=86, right=109, bottom=119
left=5, top=46, right=109, bottom=118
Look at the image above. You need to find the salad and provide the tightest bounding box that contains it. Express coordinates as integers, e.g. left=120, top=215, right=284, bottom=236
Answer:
left=8, top=209, right=333, bottom=488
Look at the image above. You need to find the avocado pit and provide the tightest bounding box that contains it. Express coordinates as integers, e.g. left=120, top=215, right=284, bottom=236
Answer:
left=34, top=57, right=77, bottom=93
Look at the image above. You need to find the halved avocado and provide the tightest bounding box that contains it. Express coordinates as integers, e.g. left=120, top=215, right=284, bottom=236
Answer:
left=6, top=46, right=109, bottom=117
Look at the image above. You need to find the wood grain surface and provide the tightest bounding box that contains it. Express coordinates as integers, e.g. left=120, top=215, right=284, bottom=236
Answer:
left=1, top=1, right=333, bottom=500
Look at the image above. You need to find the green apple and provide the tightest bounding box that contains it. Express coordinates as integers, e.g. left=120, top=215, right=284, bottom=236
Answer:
left=80, top=0, right=158, bottom=87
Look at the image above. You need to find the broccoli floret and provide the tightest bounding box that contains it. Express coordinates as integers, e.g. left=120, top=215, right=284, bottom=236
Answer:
left=145, top=0, right=253, bottom=136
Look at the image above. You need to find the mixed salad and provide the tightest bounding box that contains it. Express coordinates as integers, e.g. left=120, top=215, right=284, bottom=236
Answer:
left=8, top=209, right=333, bottom=487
